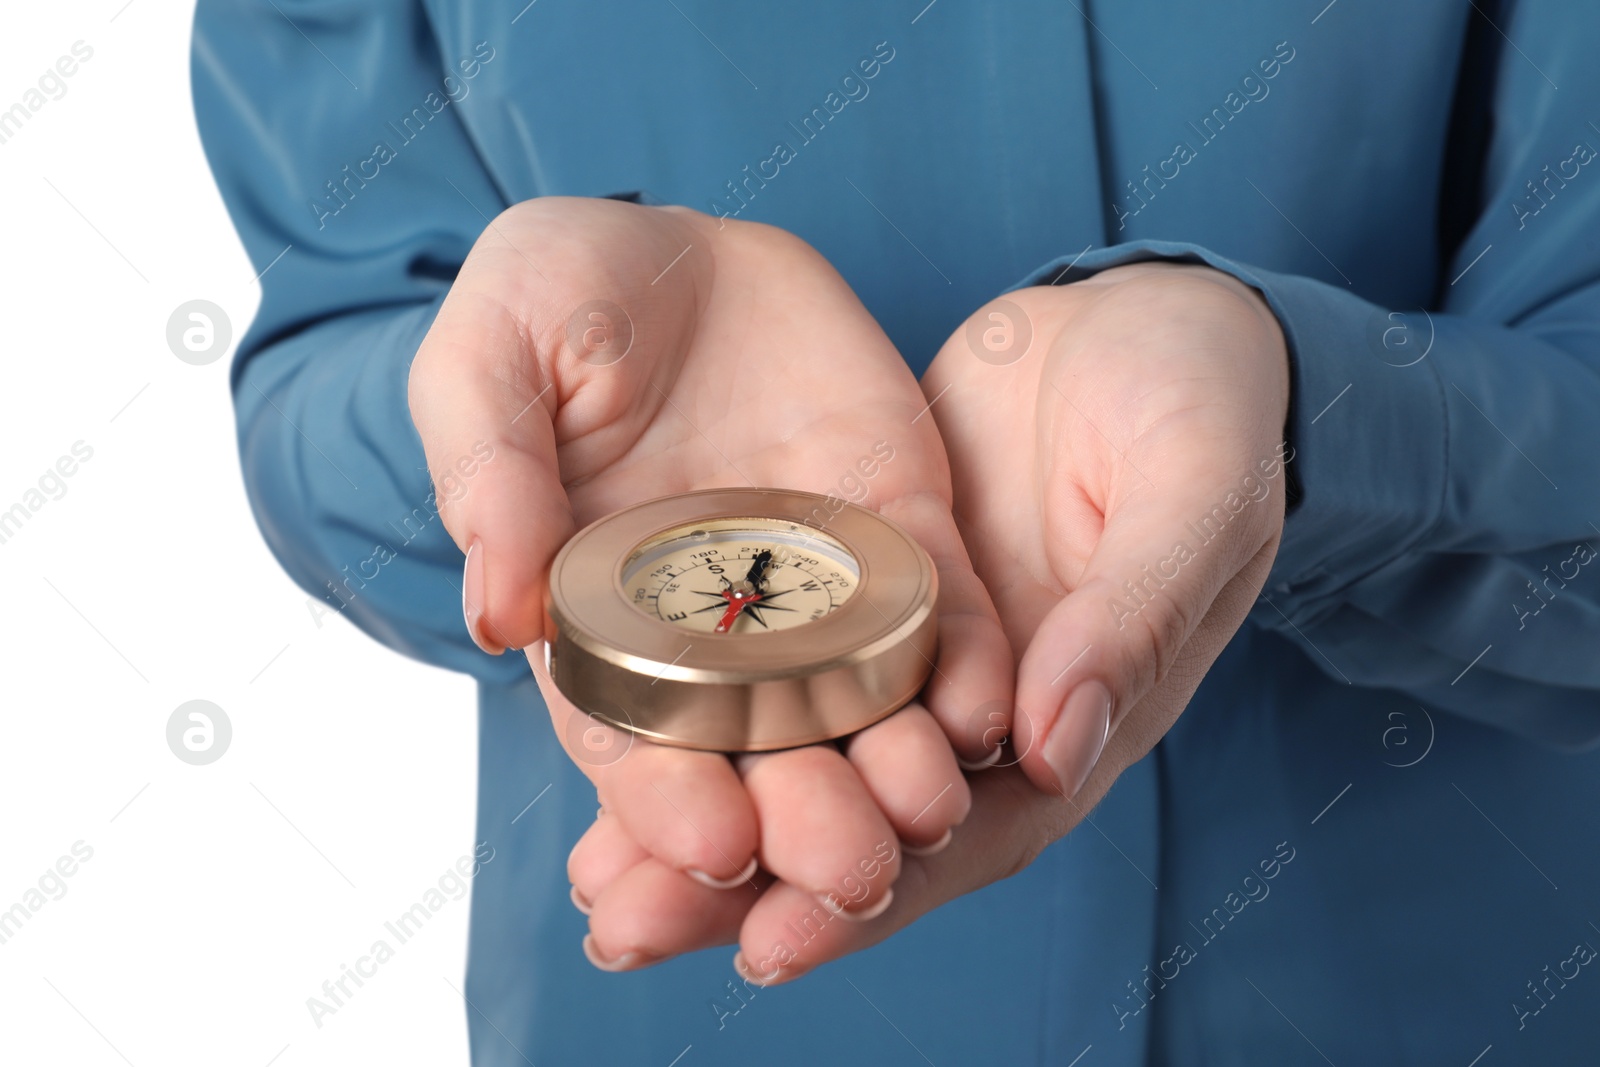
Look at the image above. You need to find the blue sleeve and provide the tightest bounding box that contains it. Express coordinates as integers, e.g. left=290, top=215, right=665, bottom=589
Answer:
left=192, top=1, right=523, bottom=683
left=1014, top=8, right=1600, bottom=747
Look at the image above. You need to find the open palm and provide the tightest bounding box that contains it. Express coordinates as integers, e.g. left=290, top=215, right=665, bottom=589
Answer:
left=408, top=197, right=1011, bottom=969
left=591, top=261, right=1294, bottom=984
left=926, top=264, right=1290, bottom=798
left=559, top=261, right=1294, bottom=987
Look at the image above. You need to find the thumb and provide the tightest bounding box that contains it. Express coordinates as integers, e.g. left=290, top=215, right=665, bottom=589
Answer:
left=1012, top=434, right=1288, bottom=797
left=409, top=276, right=576, bottom=655
left=410, top=196, right=710, bottom=655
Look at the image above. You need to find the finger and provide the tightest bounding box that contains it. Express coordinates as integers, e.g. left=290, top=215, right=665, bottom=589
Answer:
left=733, top=879, right=876, bottom=986
left=532, top=623, right=761, bottom=886
left=734, top=768, right=1052, bottom=986
left=1013, top=404, right=1287, bottom=797
left=409, top=272, right=573, bottom=653
left=601, top=742, right=761, bottom=887
left=840, top=704, right=970, bottom=853
left=877, top=491, right=1015, bottom=765
left=567, top=812, right=650, bottom=913
left=734, top=745, right=901, bottom=918
left=1081, top=539, right=1284, bottom=808
left=584, top=857, right=768, bottom=972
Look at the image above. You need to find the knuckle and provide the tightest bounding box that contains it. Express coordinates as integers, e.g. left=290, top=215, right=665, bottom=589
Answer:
left=1094, top=571, right=1199, bottom=691
left=720, top=216, right=824, bottom=268
left=1140, top=591, right=1195, bottom=684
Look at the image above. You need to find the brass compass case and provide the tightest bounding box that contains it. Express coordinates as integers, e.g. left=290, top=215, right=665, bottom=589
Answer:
left=544, top=488, right=939, bottom=752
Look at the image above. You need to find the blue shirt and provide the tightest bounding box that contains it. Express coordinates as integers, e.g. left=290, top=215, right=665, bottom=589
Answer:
left=194, top=2, right=1600, bottom=1063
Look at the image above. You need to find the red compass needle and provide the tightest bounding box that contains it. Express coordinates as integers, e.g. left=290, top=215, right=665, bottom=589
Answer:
left=713, top=549, right=774, bottom=633
left=714, top=588, right=761, bottom=633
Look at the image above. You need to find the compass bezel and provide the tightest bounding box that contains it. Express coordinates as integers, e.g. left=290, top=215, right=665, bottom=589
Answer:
left=543, top=487, right=939, bottom=751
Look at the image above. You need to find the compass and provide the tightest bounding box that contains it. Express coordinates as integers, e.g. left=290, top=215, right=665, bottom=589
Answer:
left=543, top=488, right=938, bottom=752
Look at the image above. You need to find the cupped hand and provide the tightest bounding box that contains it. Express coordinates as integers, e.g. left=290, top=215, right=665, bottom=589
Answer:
left=407, top=198, right=1012, bottom=967
left=930, top=263, right=1291, bottom=799
left=569, top=261, right=1293, bottom=983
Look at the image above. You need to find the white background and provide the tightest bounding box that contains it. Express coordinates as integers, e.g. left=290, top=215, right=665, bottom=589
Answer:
left=0, top=4, right=480, bottom=1064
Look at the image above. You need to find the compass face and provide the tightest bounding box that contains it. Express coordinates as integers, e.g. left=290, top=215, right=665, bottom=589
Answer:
left=621, top=519, right=860, bottom=633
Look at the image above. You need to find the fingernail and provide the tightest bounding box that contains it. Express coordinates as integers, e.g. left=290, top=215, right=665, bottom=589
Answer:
left=463, top=539, right=504, bottom=655
left=569, top=884, right=592, bottom=916
left=819, top=887, right=894, bottom=922
left=687, top=856, right=758, bottom=890
left=1044, top=681, right=1112, bottom=798
left=582, top=933, right=654, bottom=972
left=733, top=951, right=783, bottom=986
left=957, top=745, right=1004, bottom=772
left=903, top=828, right=952, bottom=857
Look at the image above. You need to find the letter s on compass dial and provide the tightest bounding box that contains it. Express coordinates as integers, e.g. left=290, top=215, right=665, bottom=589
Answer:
left=622, top=521, right=859, bottom=634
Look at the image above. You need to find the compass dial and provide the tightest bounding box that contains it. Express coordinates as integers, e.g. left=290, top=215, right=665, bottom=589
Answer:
left=621, top=520, right=859, bottom=633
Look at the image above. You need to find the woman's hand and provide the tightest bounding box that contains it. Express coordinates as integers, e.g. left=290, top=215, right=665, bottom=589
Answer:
left=930, top=263, right=1291, bottom=800
left=407, top=198, right=1012, bottom=966
left=567, top=262, right=1293, bottom=982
